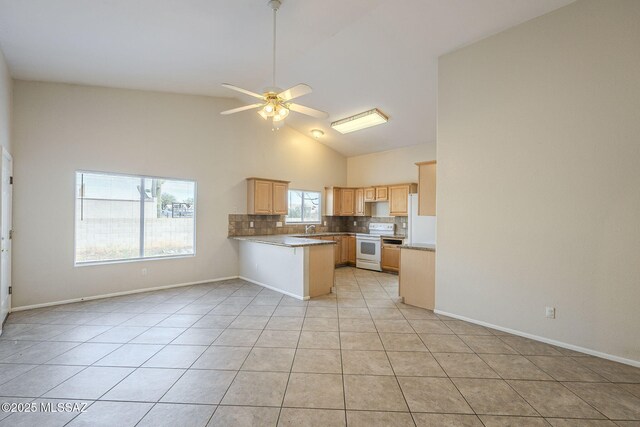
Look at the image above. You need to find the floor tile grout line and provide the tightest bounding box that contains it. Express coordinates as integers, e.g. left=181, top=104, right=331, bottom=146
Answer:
left=2, top=269, right=637, bottom=424
left=206, top=284, right=286, bottom=424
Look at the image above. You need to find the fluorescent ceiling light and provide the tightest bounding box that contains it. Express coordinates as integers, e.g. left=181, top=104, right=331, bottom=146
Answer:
left=331, top=108, right=388, bottom=134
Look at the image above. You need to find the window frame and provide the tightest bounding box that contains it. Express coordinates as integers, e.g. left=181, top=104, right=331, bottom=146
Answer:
left=74, top=170, right=197, bottom=266
left=285, top=189, right=322, bottom=225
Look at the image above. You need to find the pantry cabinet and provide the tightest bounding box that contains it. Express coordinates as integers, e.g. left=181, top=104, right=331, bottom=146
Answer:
left=247, top=178, right=289, bottom=215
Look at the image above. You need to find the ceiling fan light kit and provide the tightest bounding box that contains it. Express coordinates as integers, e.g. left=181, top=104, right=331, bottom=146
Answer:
left=331, top=108, right=389, bottom=134
left=220, top=0, right=328, bottom=130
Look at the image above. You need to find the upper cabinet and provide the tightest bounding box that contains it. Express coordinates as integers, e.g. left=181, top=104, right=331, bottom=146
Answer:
left=389, top=183, right=418, bottom=216
left=416, top=161, right=436, bottom=216
left=340, top=188, right=355, bottom=216
left=355, top=188, right=371, bottom=216
left=375, top=186, right=388, bottom=201
left=247, top=178, right=290, bottom=215
left=364, top=187, right=376, bottom=202
left=326, top=184, right=414, bottom=216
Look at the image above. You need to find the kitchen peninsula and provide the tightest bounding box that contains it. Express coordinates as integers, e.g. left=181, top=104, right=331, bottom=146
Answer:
left=233, top=234, right=335, bottom=300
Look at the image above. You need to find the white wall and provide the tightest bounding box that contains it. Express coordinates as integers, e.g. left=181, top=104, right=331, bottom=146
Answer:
left=437, top=0, right=640, bottom=363
left=346, top=143, right=435, bottom=187
left=0, top=48, right=10, bottom=153
left=12, top=81, right=346, bottom=308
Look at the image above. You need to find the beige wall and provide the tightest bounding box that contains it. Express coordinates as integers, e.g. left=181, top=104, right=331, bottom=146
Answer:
left=437, top=0, right=640, bottom=363
left=0, top=49, right=10, bottom=153
left=346, top=143, right=435, bottom=187
left=12, top=81, right=346, bottom=308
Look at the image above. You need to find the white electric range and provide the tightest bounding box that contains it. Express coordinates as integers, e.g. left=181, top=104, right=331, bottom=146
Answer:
left=356, top=223, right=395, bottom=271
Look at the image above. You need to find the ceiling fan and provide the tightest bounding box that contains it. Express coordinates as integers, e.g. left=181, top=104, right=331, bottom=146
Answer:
left=220, top=0, right=328, bottom=130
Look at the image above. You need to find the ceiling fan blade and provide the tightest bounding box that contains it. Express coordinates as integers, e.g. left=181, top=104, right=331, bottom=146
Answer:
left=221, top=83, right=265, bottom=100
left=289, top=103, right=329, bottom=119
left=220, top=103, right=264, bottom=115
left=278, top=84, right=312, bottom=101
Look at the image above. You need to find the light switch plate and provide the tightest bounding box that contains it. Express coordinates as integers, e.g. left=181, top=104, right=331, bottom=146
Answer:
left=249, top=221, right=254, bottom=228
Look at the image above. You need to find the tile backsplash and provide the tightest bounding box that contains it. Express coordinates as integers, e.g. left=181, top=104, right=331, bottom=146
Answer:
left=228, top=214, right=407, bottom=237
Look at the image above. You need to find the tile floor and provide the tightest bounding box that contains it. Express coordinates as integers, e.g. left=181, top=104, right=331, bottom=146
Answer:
left=0, top=267, right=638, bottom=426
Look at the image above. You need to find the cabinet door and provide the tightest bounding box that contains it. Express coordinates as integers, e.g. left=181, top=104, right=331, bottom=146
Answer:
left=341, top=236, right=350, bottom=263
left=389, top=185, right=409, bottom=216
left=272, top=182, right=288, bottom=215
left=364, top=187, right=376, bottom=202
left=355, top=188, right=365, bottom=216
left=348, top=236, right=356, bottom=263
left=381, top=245, right=400, bottom=272
left=340, top=188, right=355, bottom=216
left=418, top=162, right=436, bottom=216
left=254, top=180, right=273, bottom=214
left=334, top=236, right=342, bottom=265
left=375, top=186, right=388, bottom=201
left=333, top=188, right=342, bottom=216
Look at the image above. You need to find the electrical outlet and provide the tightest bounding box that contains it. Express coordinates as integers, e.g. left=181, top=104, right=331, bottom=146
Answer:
left=324, top=221, right=327, bottom=226
left=545, top=307, right=556, bottom=319
left=353, top=221, right=357, bottom=226
left=249, top=221, right=254, bottom=228
left=276, top=221, right=283, bottom=227
left=402, top=223, right=407, bottom=229
left=141, top=268, right=147, bottom=276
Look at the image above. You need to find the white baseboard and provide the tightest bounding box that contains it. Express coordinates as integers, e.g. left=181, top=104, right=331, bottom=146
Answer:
left=11, top=276, right=240, bottom=312
left=434, top=309, right=640, bottom=368
left=239, top=276, right=308, bottom=301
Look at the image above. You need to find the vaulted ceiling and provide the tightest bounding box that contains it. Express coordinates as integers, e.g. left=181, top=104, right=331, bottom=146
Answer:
left=0, top=0, right=574, bottom=156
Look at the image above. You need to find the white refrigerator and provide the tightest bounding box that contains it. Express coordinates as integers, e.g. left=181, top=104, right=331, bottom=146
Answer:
left=407, top=194, right=436, bottom=244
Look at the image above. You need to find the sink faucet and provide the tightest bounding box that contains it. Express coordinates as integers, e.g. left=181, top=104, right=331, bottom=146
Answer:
left=305, top=225, right=316, bottom=234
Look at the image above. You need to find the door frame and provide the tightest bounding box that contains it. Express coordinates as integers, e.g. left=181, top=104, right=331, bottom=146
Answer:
left=0, top=146, right=12, bottom=329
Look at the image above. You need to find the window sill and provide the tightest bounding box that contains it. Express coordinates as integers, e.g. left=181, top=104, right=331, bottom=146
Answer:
left=75, top=253, right=195, bottom=267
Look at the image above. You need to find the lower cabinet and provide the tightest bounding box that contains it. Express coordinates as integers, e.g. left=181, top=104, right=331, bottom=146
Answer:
left=333, top=236, right=342, bottom=265
left=348, top=236, right=356, bottom=264
left=381, top=243, right=401, bottom=272
left=399, top=248, right=435, bottom=310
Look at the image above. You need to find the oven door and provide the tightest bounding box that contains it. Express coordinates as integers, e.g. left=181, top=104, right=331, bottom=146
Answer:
left=356, top=238, right=380, bottom=262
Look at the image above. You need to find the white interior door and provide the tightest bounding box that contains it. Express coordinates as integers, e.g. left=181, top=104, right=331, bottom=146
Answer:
left=0, top=147, right=12, bottom=328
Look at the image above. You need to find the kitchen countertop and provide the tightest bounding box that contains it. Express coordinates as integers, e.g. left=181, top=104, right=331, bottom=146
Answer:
left=231, top=234, right=337, bottom=247
left=401, top=243, right=436, bottom=252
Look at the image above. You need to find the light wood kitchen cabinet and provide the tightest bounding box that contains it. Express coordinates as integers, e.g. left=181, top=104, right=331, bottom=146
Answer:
left=340, top=188, right=355, bottom=216
left=325, top=187, right=342, bottom=216
left=348, top=236, right=356, bottom=264
left=340, top=235, right=350, bottom=263
left=375, top=186, right=388, bottom=201
left=247, top=178, right=289, bottom=215
left=354, top=188, right=371, bottom=216
left=389, top=183, right=418, bottom=216
left=416, top=161, right=436, bottom=216
left=399, top=247, right=435, bottom=310
left=333, top=236, right=342, bottom=265
left=364, top=187, right=376, bottom=202
left=272, top=181, right=288, bottom=215
left=381, top=243, right=401, bottom=272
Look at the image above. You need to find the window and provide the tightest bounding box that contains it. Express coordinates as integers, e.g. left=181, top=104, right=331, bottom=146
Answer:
left=286, top=190, right=321, bottom=223
left=75, top=171, right=196, bottom=264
